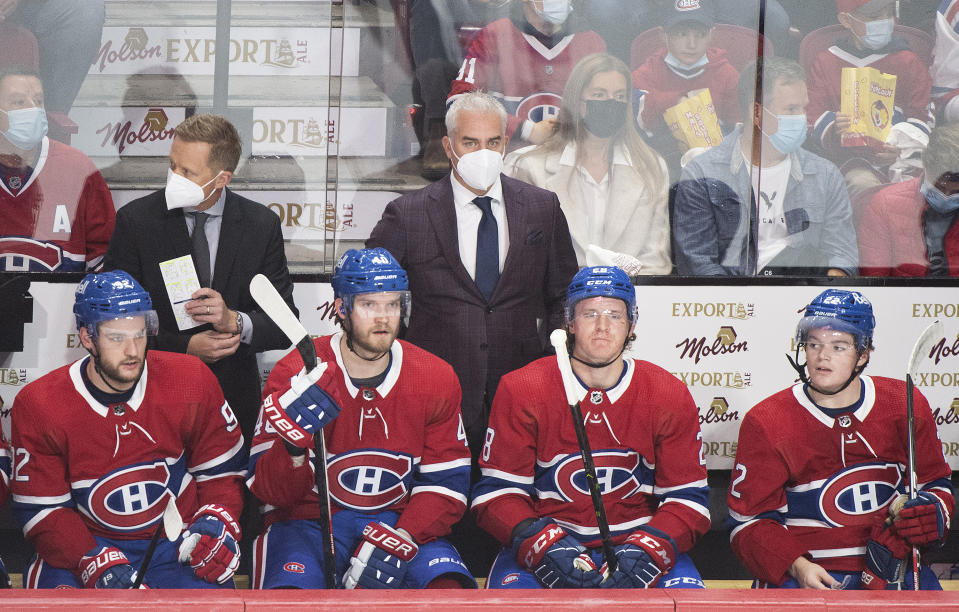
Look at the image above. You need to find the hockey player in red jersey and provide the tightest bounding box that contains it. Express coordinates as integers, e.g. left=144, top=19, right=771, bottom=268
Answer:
left=447, top=0, right=605, bottom=148
left=247, top=247, right=475, bottom=589
left=727, top=289, right=954, bottom=589
left=473, top=266, right=710, bottom=589
left=10, top=271, right=247, bottom=589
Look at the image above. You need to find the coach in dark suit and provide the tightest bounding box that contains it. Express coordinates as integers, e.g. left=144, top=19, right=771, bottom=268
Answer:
left=104, top=114, right=296, bottom=444
left=367, top=92, right=578, bottom=456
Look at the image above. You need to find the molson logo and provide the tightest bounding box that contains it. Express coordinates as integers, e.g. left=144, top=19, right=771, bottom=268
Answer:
left=96, top=108, right=175, bottom=154
left=671, top=302, right=754, bottom=319
left=672, top=371, right=751, bottom=388
left=94, top=28, right=162, bottom=72
left=252, top=116, right=334, bottom=148
left=928, top=334, right=959, bottom=365
left=932, top=399, right=959, bottom=426
left=676, top=326, right=748, bottom=364
left=698, top=397, right=740, bottom=425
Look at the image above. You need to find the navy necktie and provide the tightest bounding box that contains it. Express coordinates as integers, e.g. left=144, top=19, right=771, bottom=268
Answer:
left=473, top=196, right=499, bottom=301
left=191, top=212, right=211, bottom=287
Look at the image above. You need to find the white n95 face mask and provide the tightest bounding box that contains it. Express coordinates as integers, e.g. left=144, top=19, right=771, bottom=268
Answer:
left=164, top=168, right=222, bottom=210
left=451, top=148, right=504, bottom=192
left=535, top=0, right=572, bottom=25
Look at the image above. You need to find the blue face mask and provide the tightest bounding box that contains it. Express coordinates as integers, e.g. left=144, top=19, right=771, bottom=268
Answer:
left=764, top=113, right=808, bottom=154
left=920, top=178, right=959, bottom=214
left=860, top=17, right=894, bottom=50
left=1, top=107, right=48, bottom=150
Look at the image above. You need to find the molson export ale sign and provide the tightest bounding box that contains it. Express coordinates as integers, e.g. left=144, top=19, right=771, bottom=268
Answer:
left=69, top=107, right=185, bottom=157
left=251, top=107, right=386, bottom=156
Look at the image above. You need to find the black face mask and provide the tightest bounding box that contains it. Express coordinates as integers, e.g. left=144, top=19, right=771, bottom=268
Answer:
left=583, top=99, right=627, bottom=138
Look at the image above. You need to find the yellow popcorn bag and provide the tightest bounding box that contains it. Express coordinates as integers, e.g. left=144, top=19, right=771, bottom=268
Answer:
left=840, top=66, right=897, bottom=147
left=663, top=89, right=723, bottom=151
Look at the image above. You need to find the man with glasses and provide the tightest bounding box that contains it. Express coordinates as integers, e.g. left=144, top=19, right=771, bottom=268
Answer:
left=247, top=248, right=475, bottom=589
left=10, top=270, right=247, bottom=589
left=727, top=289, right=954, bottom=589
left=473, top=265, right=709, bottom=589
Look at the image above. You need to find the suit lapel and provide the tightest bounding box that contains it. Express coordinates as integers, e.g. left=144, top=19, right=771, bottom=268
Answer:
left=212, top=189, right=241, bottom=292
left=425, top=179, right=485, bottom=300
left=159, top=204, right=192, bottom=261
left=498, top=177, right=528, bottom=290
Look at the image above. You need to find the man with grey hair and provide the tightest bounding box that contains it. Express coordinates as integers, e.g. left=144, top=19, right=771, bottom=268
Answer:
left=672, top=56, right=858, bottom=276
left=368, top=91, right=577, bottom=459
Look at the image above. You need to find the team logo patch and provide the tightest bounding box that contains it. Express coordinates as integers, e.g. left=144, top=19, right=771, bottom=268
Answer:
left=590, top=391, right=604, bottom=405
left=0, top=236, right=63, bottom=271
left=514, top=92, right=562, bottom=124
left=327, top=450, right=413, bottom=510
left=501, top=572, right=520, bottom=585
left=838, top=415, right=851, bottom=428
left=86, top=461, right=173, bottom=531
left=283, top=562, right=306, bottom=574
left=818, top=463, right=901, bottom=527
left=9, top=176, right=21, bottom=190
left=362, top=389, right=375, bottom=401
left=552, top=450, right=646, bottom=503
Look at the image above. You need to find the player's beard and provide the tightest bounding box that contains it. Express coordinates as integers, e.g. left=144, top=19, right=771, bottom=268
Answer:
left=95, top=351, right=146, bottom=391
left=348, top=319, right=398, bottom=360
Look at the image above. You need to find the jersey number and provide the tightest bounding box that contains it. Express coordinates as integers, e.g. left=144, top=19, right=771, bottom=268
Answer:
left=221, top=403, right=238, bottom=433
left=481, top=428, right=494, bottom=462
left=14, top=448, right=30, bottom=482
left=730, top=463, right=747, bottom=499
left=455, top=58, right=477, bottom=85
left=457, top=414, right=467, bottom=446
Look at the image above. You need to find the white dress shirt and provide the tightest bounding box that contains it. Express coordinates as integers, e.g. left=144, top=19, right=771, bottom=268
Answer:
left=450, top=174, right=509, bottom=280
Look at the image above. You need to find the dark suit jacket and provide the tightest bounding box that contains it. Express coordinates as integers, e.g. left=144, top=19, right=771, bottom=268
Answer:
left=367, top=174, right=577, bottom=451
left=104, top=188, right=297, bottom=443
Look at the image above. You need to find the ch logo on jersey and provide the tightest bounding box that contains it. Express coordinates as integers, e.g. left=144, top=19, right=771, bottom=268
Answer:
left=0, top=237, right=63, bottom=271
left=327, top=450, right=412, bottom=511
left=552, top=451, right=644, bottom=503
left=514, top=92, right=562, bottom=124
left=86, top=461, right=173, bottom=531
left=283, top=562, right=305, bottom=573
left=818, top=463, right=901, bottom=527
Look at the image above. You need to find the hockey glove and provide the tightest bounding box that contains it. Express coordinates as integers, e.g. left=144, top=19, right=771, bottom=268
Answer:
left=601, top=526, right=677, bottom=589
left=343, top=522, right=418, bottom=589
left=264, top=366, right=340, bottom=449
left=512, top=517, right=603, bottom=589
left=178, top=504, right=241, bottom=584
left=78, top=546, right=144, bottom=589
left=893, top=492, right=948, bottom=547
left=861, top=522, right=910, bottom=590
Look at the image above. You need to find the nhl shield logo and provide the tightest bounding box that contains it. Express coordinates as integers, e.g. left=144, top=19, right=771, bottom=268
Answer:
left=590, top=391, right=603, bottom=405
left=9, top=176, right=21, bottom=190
left=112, top=404, right=126, bottom=416
left=362, top=389, right=375, bottom=401
left=838, top=415, right=852, bottom=428
left=545, top=65, right=554, bottom=75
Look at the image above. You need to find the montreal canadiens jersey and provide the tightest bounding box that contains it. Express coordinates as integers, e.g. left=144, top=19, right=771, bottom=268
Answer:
left=10, top=352, right=246, bottom=570
left=0, top=137, right=115, bottom=272
left=247, top=333, right=471, bottom=544
left=807, top=39, right=933, bottom=150
left=472, top=356, right=710, bottom=553
left=448, top=18, right=606, bottom=142
left=727, top=376, right=954, bottom=585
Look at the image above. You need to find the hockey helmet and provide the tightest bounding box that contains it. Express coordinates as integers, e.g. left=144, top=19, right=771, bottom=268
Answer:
left=333, top=248, right=411, bottom=314
left=565, top=266, right=636, bottom=322
left=796, top=289, right=875, bottom=351
left=74, top=270, right=159, bottom=337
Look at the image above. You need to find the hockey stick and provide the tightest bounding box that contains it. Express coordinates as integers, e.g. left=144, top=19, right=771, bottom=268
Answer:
left=549, top=329, right=617, bottom=575
left=249, top=274, right=337, bottom=590
left=132, top=496, right=182, bottom=588
left=904, top=319, right=942, bottom=591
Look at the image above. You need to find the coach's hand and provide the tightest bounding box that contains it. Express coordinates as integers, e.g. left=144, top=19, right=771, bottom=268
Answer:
left=512, top=517, right=603, bottom=588
left=343, top=522, right=418, bottom=589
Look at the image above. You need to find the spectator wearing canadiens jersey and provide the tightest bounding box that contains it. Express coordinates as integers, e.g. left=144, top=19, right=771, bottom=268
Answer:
left=727, top=289, right=954, bottom=590
left=10, top=271, right=247, bottom=589
left=0, top=65, right=115, bottom=272
left=247, top=248, right=475, bottom=589
left=473, top=266, right=710, bottom=589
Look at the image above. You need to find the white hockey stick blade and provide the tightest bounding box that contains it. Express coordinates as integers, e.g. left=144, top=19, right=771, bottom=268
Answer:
left=162, top=497, right=183, bottom=541
left=907, top=320, right=943, bottom=380
left=549, top=329, right=587, bottom=405
left=250, top=274, right=308, bottom=346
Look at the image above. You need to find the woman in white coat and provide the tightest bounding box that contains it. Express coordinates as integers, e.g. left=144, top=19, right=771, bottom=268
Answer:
left=504, top=52, right=671, bottom=275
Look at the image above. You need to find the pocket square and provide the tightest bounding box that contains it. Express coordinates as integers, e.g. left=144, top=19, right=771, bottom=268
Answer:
left=525, top=229, right=544, bottom=246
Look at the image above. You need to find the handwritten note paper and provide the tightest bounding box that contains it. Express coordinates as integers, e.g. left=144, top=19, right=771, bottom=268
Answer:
left=159, top=255, right=202, bottom=330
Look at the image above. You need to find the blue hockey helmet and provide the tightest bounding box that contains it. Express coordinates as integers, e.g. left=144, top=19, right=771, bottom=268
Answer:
left=333, top=248, right=411, bottom=313
left=74, top=270, right=159, bottom=337
left=565, top=266, right=636, bottom=322
left=796, top=289, right=875, bottom=351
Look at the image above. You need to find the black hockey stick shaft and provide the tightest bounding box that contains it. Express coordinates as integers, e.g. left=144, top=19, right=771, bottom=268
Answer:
left=131, top=521, right=163, bottom=588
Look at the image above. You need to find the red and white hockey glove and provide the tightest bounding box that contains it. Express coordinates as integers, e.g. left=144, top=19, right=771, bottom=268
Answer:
left=263, top=366, right=339, bottom=450
left=861, top=522, right=910, bottom=590
left=343, top=522, right=418, bottom=589
left=601, top=526, right=677, bottom=589
left=177, top=504, right=241, bottom=584
left=892, top=492, right=949, bottom=547
left=511, top=517, right=603, bottom=588
left=78, top=546, right=145, bottom=589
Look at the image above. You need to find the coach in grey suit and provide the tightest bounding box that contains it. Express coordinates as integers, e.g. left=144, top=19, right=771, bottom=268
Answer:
left=104, top=114, right=296, bottom=444
left=368, top=92, right=578, bottom=455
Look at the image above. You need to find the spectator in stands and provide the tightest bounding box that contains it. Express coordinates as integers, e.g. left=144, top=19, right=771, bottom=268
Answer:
left=805, top=0, right=933, bottom=194
left=505, top=53, right=671, bottom=274
left=673, top=57, right=858, bottom=276
left=1, top=0, right=105, bottom=114
left=932, top=0, right=959, bottom=124
left=367, top=91, right=578, bottom=459
left=446, top=0, right=606, bottom=156
left=631, top=0, right=740, bottom=179
left=0, top=65, right=115, bottom=272
left=859, top=122, right=959, bottom=276
left=104, top=114, right=296, bottom=445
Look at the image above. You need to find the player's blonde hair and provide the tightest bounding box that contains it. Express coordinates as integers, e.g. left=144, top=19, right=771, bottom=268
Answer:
left=174, top=114, right=242, bottom=173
